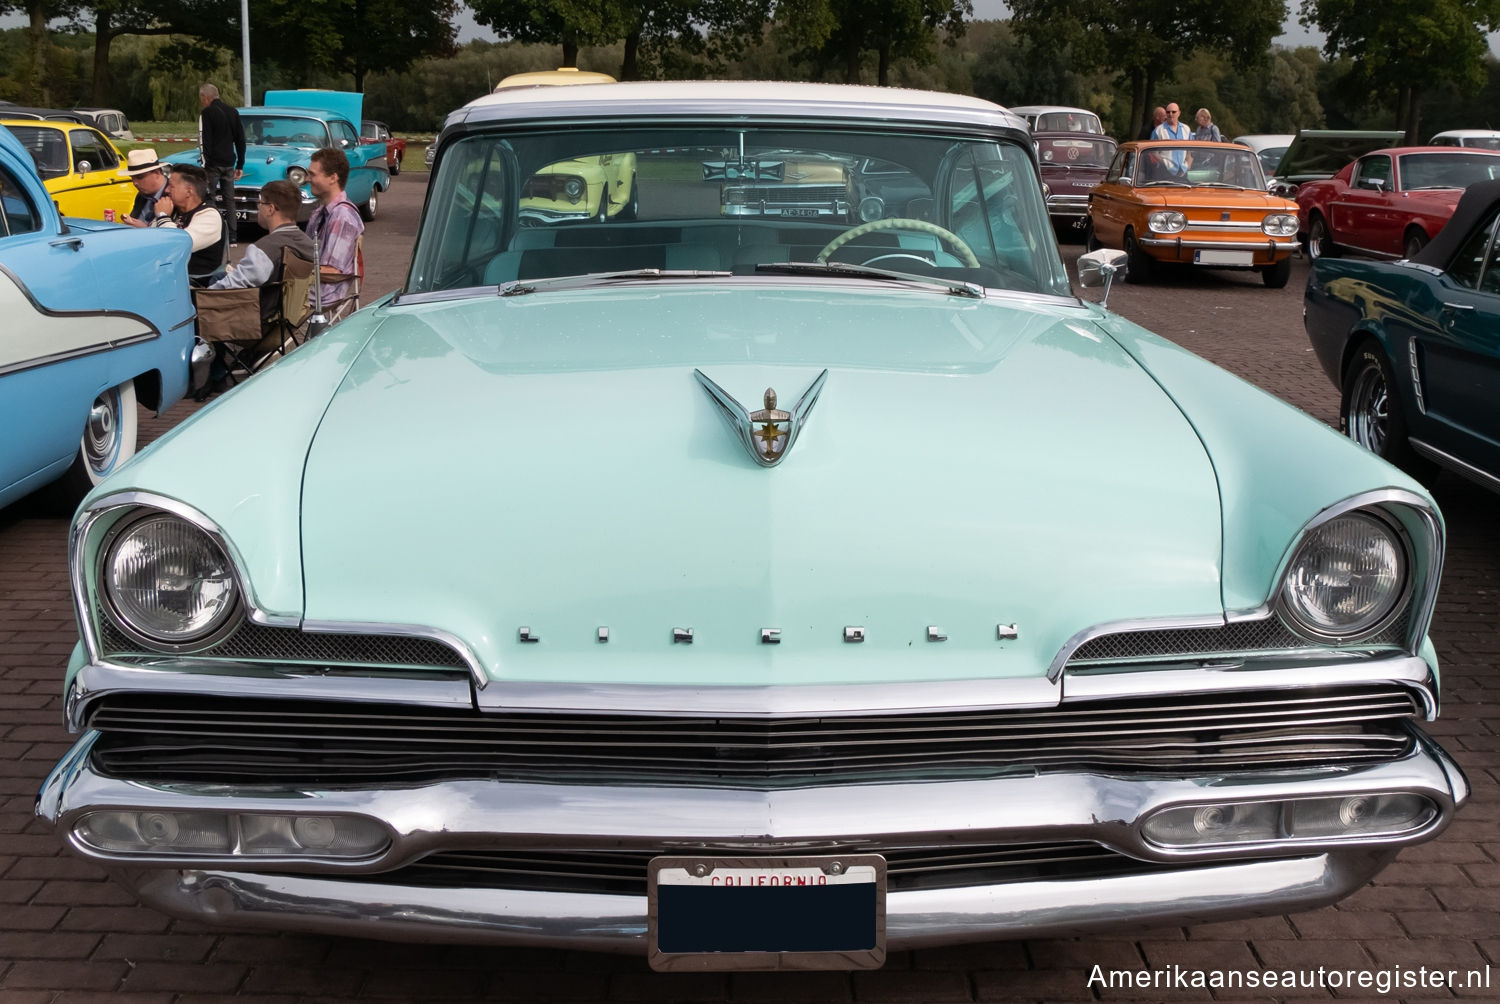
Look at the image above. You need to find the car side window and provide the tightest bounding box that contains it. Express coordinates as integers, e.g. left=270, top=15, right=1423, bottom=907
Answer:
left=0, top=164, right=43, bottom=238
left=1445, top=208, right=1500, bottom=292
left=70, top=129, right=117, bottom=171
left=333, top=121, right=360, bottom=148
left=1354, top=155, right=1392, bottom=190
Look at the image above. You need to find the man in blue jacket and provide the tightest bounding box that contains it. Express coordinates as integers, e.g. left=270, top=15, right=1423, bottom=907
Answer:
left=198, top=83, right=246, bottom=246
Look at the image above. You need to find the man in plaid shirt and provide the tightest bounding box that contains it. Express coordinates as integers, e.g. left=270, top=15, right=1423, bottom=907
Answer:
left=306, top=148, right=365, bottom=320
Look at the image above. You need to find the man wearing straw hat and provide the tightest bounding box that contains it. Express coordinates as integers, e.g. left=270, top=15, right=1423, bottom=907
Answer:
left=122, top=148, right=169, bottom=227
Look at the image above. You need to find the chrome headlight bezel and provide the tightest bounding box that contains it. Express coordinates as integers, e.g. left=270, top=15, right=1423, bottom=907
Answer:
left=96, top=508, right=244, bottom=652
left=1276, top=506, right=1414, bottom=644
left=1262, top=213, right=1298, bottom=237
left=1147, top=210, right=1187, bottom=234
left=285, top=166, right=307, bottom=186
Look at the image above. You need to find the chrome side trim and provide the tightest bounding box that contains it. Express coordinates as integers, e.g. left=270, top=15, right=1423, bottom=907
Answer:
left=1062, top=652, right=1438, bottom=718
left=1409, top=438, right=1500, bottom=494
left=1048, top=614, right=1225, bottom=681
left=65, top=661, right=474, bottom=732
left=473, top=676, right=1062, bottom=716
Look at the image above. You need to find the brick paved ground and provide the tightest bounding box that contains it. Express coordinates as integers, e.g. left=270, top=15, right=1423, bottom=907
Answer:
left=1, top=179, right=1495, bottom=1001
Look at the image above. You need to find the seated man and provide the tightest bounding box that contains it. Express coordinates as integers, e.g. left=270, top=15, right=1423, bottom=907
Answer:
left=121, top=149, right=168, bottom=226
left=208, top=180, right=314, bottom=321
left=150, top=164, right=226, bottom=284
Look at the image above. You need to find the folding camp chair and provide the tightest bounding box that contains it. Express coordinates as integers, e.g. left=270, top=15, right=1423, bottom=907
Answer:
left=266, top=246, right=315, bottom=353
left=191, top=247, right=316, bottom=393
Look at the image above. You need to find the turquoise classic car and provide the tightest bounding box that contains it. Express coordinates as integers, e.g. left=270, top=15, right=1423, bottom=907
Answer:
left=164, top=90, right=389, bottom=227
left=37, top=83, right=1466, bottom=971
left=0, top=124, right=195, bottom=510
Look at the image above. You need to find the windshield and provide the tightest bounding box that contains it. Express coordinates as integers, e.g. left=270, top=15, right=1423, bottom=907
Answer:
left=408, top=125, right=1067, bottom=297
left=5, top=126, right=68, bottom=180
left=1136, top=146, right=1267, bottom=189
left=1398, top=152, right=1500, bottom=190
left=241, top=115, right=330, bottom=148
left=1034, top=112, right=1102, bottom=134
left=1037, top=137, right=1115, bottom=169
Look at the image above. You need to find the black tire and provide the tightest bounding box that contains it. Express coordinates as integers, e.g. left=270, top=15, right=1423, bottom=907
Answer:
left=1403, top=229, right=1428, bottom=259
left=1084, top=221, right=1101, bottom=252
left=1123, top=229, right=1152, bottom=284
left=359, top=187, right=378, bottom=222
left=1261, top=256, right=1292, bottom=289
left=617, top=178, right=639, bottom=221
left=1307, top=214, right=1337, bottom=260
left=1339, top=344, right=1434, bottom=479
left=390, top=156, right=401, bottom=177
left=51, top=379, right=138, bottom=507
left=595, top=185, right=610, bottom=223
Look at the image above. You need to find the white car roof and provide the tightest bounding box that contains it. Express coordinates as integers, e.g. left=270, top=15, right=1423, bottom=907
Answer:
left=1008, top=105, right=1095, bottom=117
left=455, top=81, right=1025, bottom=133
left=1430, top=129, right=1500, bottom=138
left=1231, top=134, right=1295, bottom=150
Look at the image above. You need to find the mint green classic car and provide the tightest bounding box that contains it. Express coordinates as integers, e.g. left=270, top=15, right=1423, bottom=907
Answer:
left=38, top=82, right=1466, bottom=972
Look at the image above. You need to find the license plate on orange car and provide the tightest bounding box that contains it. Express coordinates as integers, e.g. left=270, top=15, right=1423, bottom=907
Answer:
left=1194, top=249, right=1253, bottom=266
left=647, top=855, right=886, bottom=971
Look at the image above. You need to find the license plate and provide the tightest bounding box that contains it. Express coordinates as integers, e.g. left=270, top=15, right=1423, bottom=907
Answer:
left=782, top=208, right=821, bottom=217
left=1194, top=249, right=1253, bottom=266
left=648, top=855, right=886, bottom=972
left=236, top=210, right=253, bottom=222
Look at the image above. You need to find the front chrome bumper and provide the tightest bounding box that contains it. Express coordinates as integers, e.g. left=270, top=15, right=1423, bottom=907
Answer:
left=37, top=727, right=1467, bottom=951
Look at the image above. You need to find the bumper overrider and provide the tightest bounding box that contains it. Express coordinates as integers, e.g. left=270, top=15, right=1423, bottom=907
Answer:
left=37, top=657, right=1467, bottom=958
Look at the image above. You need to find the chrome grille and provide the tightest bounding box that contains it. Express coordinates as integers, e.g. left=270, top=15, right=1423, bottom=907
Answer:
left=1067, top=615, right=1407, bottom=665
left=97, top=619, right=469, bottom=670
left=355, top=842, right=1171, bottom=897
left=735, top=185, right=846, bottom=204
left=86, top=685, right=1419, bottom=787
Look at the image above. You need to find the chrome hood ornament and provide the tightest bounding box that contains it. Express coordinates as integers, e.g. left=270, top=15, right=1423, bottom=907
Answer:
left=694, top=368, right=829, bottom=468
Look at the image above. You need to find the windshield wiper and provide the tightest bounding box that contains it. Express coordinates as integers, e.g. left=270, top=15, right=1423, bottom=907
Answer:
left=754, top=260, right=984, bottom=298
left=1194, top=182, right=1245, bottom=189
left=1139, top=180, right=1191, bottom=187
left=498, top=268, right=731, bottom=297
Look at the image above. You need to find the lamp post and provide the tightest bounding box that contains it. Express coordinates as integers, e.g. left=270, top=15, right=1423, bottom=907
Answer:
left=240, top=0, right=252, bottom=103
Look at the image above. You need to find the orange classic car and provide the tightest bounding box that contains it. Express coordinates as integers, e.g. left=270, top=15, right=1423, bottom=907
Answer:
left=1086, top=140, right=1301, bottom=288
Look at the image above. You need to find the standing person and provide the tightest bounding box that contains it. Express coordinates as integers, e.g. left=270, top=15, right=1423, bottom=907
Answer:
left=121, top=149, right=168, bottom=226
left=1138, top=106, right=1165, bottom=141
left=1192, top=108, right=1222, bottom=143
left=150, top=164, right=227, bottom=284
left=198, top=83, right=246, bottom=247
left=305, top=147, right=365, bottom=321
left=1152, top=103, right=1193, bottom=177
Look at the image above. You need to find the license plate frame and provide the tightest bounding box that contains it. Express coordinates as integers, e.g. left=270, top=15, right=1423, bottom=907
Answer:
left=648, top=854, right=886, bottom=972
left=1194, top=248, right=1254, bottom=266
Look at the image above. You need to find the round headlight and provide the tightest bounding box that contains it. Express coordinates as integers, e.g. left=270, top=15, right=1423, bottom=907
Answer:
left=1147, top=210, right=1186, bottom=233
left=859, top=196, right=885, bottom=223
left=103, top=513, right=240, bottom=647
left=563, top=177, right=584, bottom=200
left=286, top=166, right=307, bottom=186
left=1280, top=512, right=1407, bottom=640
left=1262, top=213, right=1298, bottom=236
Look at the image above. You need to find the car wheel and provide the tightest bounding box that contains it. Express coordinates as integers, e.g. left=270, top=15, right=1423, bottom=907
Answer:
left=617, top=179, right=639, bottom=221
left=1403, top=229, right=1428, bottom=259
left=55, top=379, right=138, bottom=504
left=1340, top=345, right=1433, bottom=479
left=596, top=185, right=610, bottom=223
left=1123, top=229, right=1152, bottom=284
left=1307, top=214, right=1337, bottom=259
left=1261, top=256, right=1292, bottom=289
left=391, top=159, right=401, bottom=177
left=1084, top=221, right=1101, bottom=252
left=360, top=187, right=378, bottom=222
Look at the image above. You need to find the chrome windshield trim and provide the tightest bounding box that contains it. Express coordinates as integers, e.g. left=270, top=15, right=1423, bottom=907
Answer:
left=65, top=661, right=474, bottom=732
left=1047, top=614, right=1226, bottom=681
left=300, top=618, right=487, bottom=689
left=474, top=677, right=1062, bottom=716
left=1062, top=652, right=1438, bottom=718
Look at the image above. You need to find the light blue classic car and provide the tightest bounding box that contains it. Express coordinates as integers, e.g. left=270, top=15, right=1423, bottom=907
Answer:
left=0, top=124, right=195, bottom=511
left=38, top=83, right=1466, bottom=971
left=165, top=90, right=389, bottom=226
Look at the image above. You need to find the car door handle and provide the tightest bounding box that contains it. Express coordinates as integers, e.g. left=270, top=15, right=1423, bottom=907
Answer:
left=49, top=237, right=83, bottom=251
left=1441, top=302, right=1475, bottom=313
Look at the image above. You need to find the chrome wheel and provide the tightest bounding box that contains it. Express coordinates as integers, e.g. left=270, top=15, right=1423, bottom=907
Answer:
left=1403, top=230, right=1427, bottom=259
left=1308, top=216, right=1335, bottom=259
left=1345, top=359, right=1389, bottom=455
left=84, top=388, right=125, bottom=476
left=360, top=188, right=378, bottom=222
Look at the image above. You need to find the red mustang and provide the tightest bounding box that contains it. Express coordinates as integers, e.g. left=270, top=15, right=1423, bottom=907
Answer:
left=1297, top=146, right=1500, bottom=260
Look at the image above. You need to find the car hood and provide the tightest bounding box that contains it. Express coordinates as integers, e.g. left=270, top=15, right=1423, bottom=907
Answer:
left=296, top=285, right=1223, bottom=688
left=164, top=144, right=311, bottom=186
left=1274, top=130, right=1406, bottom=183
left=1125, top=187, right=1296, bottom=212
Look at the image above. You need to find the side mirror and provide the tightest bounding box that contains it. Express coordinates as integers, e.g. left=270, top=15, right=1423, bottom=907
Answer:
left=75, top=160, right=92, bottom=175
left=1077, top=248, right=1128, bottom=308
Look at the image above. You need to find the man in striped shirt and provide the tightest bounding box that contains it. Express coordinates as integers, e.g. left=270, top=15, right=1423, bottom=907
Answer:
left=306, top=148, right=365, bottom=320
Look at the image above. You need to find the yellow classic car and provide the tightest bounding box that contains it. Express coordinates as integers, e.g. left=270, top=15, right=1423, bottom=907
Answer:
left=0, top=120, right=136, bottom=220
left=1086, top=140, right=1301, bottom=288
left=520, top=151, right=638, bottom=224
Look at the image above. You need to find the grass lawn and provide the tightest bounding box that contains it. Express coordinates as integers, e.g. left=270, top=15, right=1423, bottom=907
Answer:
left=123, top=125, right=432, bottom=173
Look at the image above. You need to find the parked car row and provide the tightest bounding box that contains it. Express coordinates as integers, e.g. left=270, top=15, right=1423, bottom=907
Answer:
left=13, top=82, right=1472, bottom=977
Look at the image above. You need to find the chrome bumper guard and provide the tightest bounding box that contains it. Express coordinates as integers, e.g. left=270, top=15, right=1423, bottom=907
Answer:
left=1139, top=236, right=1295, bottom=254
left=37, top=727, right=1466, bottom=950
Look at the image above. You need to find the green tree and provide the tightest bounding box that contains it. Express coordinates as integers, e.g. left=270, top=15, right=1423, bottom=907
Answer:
left=468, top=0, right=631, bottom=68
left=786, top=0, right=971, bottom=85
left=0, top=0, right=80, bottom=103
left=251, top=0, right=458, bottom=92
left=70, top=1, right=233, bottom=105
left=1010, top=0, right=1286, bottom=138
left=1299, top=0, right=1500, bottom=142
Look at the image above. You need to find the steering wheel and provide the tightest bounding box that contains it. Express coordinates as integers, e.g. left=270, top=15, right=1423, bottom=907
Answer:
left=816, top=217, right=981, bottom=269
